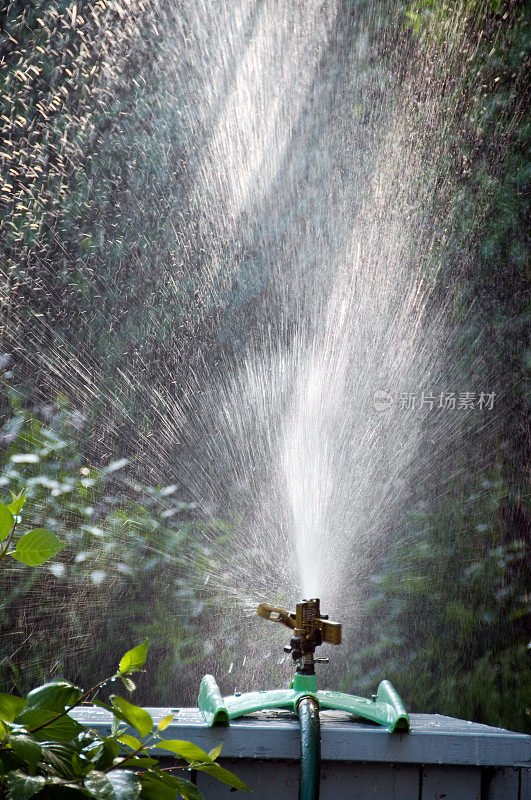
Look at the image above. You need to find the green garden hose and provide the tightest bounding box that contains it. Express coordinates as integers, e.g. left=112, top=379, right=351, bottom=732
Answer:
left=298, top=697, right=321, bottom=800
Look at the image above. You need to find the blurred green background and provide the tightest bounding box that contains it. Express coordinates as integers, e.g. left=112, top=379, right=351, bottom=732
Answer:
left=0, top=0, right=528, bottom=732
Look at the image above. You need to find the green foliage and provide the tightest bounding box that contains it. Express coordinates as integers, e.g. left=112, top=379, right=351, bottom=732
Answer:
left=0, top=641, right=248, bottom=800
left=0, top=505, right=14, bottom=543
left=0, top=492, right=246, bottom=798
left=111, top=698, right=152, bottom=740
left=345, top=0, right=530, bottom=735
left=10, top=529, right=66, bottom=568
left=0, top=380, right=228, bottom=701
left=0, top=0, right=210, bottom=455
left=405, top=0, right=504, bottom=40
left=0, top=490, right=66, bottom=569
left=346, top=474, right=530, bottom=732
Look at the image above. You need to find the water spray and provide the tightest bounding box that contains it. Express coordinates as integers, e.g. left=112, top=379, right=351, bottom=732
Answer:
left=199, top=598, right=409, bottom=799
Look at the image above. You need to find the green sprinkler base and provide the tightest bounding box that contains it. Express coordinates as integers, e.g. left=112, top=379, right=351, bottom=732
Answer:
left=198, top=672, right=410, bottom=733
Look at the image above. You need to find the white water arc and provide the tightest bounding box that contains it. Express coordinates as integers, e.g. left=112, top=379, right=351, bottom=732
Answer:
left=2, top=0, right=508, bottom=693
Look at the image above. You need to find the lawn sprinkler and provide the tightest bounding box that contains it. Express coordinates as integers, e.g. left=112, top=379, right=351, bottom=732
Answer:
left=199, top=598, right=409, bottom=799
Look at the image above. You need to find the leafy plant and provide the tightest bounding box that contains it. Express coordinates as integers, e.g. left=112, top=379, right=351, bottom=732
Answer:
left=344, top=0, right=529, bottom=736
left=0, top=640, right=249, bottom=799
left=0, top=381, right=228, bottom=702
left=0, top=492, right=66, bottom=570
left=345, top=474, right=529, bottom=733
left=0, top=487, right=247, bottom=799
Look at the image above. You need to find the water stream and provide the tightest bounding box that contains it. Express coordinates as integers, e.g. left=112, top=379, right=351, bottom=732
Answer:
left=2, top=0, right=518, bottom=699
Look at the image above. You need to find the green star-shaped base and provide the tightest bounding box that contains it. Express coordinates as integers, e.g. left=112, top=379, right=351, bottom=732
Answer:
left=198, top=672, right=409, bottom=732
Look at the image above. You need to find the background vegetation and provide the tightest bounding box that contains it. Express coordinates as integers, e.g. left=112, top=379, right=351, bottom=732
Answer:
left=347, top=0, right=529, bottom=734
left=1, top=0, right=529, bottom=734
left=0, top=373, right=232, bottom=703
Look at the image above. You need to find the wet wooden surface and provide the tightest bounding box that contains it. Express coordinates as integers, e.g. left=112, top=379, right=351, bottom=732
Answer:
left=72, top=707, right=531, bottom=799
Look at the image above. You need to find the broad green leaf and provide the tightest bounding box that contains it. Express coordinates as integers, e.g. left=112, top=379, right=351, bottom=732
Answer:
left=24, top=680, right=82, bottom=714
left=0, top=501, right=14, bottom=542
left=72, top=751, right=93, bottom=777
left=140, top=771, right=204, bottom=800
left=9, top=735, right=42, bottom=772
left=208, top=743, right=222, bottom=760
left=139, top=772, right=178, bottom=800
left=0, top=719, right=6, bottom=740
left=156, top=714, right=174, bottom=732
left=76, top=738, right=104, bottom=771
left=118, top=639, right=148, bottom=675
left=157, top=739, right=212, bottom=762
left=170, top=776, right=204, bottom=800
left=39, top=740, right=78, bottom=780
left=0, top=693, right=26, bottom=722
left=94, top=738, right=120, bottom=771
left=10, top=529, right=67, bottom=566
left=5, top=771, right=46, bottom=800
left=117, top=733, right=142, bottom=750
left=15, top=708, right=83, bottom=743
left=84, top=768, right=140, bottom=800
left=111, top=696, right=152, bottom=737
left=8, top=492, right=26, bottom=516
left=197, top=763, right=250, bottom=791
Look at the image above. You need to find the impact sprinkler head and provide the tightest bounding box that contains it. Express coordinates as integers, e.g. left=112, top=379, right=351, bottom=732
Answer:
left=199, top=597, right=407, bottom=732
left=257, top=598, right=341, bottom=675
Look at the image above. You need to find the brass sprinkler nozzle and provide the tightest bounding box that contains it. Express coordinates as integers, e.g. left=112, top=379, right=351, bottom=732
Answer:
left=257, top=598, right=341, bottom=675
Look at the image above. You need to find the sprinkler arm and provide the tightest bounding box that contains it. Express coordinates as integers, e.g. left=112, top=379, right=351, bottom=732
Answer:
left=258, top=598, right=342, bottom=675
left=257, top=600, right=342, bottom=645
left=257, top=602, right=297, bottom=629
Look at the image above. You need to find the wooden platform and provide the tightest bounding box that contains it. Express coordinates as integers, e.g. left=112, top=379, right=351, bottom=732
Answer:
left=72, top=706, right=531, bottom=799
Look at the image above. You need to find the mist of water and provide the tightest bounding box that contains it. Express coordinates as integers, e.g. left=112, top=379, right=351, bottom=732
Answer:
left=1, top=0, right=517, bottom=695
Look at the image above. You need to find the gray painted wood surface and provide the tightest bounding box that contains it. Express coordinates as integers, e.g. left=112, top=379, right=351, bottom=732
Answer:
left=71, top=706, right=531, bottom=799
left=483, top=767, right=520, bottom=800
left=196, top=760, right=421, bottom=799
left=521, top=768, right=531, bottom=800
left=421, top=766, right=481, bottom=800
left=71, top=707, right=530, bottom=767
left=194, top=762, right=531, bottom=799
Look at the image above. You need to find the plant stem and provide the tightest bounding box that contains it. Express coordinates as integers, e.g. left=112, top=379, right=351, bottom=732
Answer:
left=28, top=675, right=118, bottom=735
left=103, top=743, right=146, bottom=772
left=0, top=523, right=17, bottom=564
